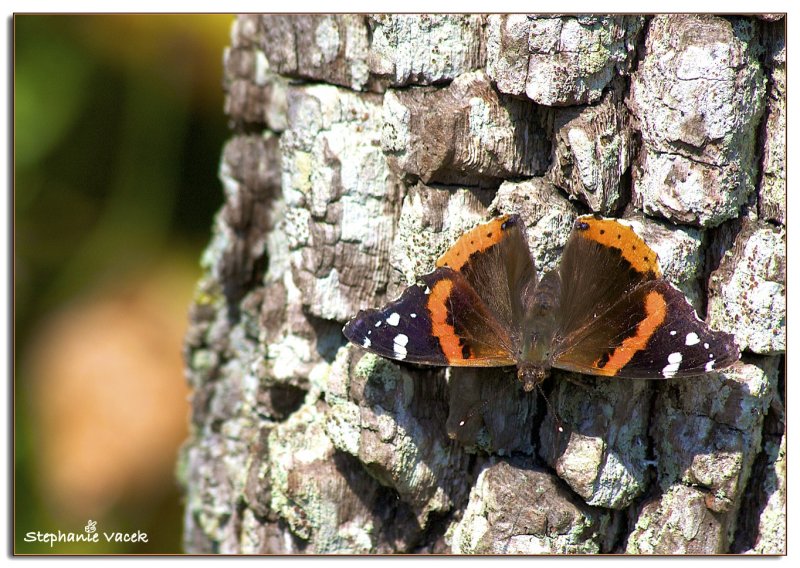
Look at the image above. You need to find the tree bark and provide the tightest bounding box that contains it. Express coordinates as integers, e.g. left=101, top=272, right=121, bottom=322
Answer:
left=180, top=14, right=785, bottom=554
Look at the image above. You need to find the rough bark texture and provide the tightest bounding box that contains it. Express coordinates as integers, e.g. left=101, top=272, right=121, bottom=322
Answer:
left=180, top=14, right=785, bottom=555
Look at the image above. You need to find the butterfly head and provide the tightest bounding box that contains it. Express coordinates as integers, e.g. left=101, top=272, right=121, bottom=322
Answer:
left=517, top=363, right=549, bottom=392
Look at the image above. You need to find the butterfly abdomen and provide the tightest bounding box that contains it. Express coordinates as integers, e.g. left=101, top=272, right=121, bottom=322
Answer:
left=518, top=270, right=562, bottom=386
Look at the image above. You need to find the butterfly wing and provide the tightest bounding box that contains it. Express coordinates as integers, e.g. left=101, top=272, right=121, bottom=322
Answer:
left=556, top=216, right=662, bottom=337
left=436, top=214, right=536, bottom=335
left=552, top=280, right=739, bottom=378
left=552, top=216, right=738, bottom=378
left=343, top=214, right=536, bottom=367
left=343, top=267, right=516, bottom=366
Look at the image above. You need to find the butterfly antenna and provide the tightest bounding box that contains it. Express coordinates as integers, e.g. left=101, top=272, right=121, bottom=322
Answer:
left=535, top=382, right=564, bottom=434
left=457, top=399, right=489, bottom=428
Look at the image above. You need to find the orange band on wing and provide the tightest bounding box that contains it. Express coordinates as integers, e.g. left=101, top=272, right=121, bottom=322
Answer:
left=576, top=217, right=662, bottom=277
left=427, top=279, right=464, bottom=361
left=436, top=215, right=511, bottom=272
left=593, top=290, right=667, bottom=375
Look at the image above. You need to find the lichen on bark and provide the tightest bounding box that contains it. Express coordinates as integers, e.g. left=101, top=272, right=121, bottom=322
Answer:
left=181, top=13, right=785, bottom=555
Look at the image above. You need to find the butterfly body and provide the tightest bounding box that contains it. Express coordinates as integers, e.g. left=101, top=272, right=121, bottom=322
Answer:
left=343, top=214, right=739, bottom=391
left=513, top=269, right=561, bottom=389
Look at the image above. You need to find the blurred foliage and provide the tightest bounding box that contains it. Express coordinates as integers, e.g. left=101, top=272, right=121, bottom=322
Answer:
left=15, top=15, right=233, bottom=553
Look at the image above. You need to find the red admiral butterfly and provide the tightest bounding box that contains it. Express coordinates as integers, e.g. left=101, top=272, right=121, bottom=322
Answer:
left=343, top=214, right=739, bottom=391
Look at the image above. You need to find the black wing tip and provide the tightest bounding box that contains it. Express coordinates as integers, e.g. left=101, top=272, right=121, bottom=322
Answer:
left=342, top=321, right=353, bottom=341
left=719, top=335, right=742, bottom=367
left=342, top=309, right=371, bottom=342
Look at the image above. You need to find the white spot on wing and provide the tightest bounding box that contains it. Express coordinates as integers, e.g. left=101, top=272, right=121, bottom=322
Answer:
left=393, top=333, right=409, bottom=360
left=362, top=337, right=371, bottom=348
left=685, top=332, right=700, bottom=346
left=424, top=287, right=431, bottom=295
left=705, top=360, right=715, bottom=372
left=662, top=352, right=683, bottom=378
left=387, top=312, right=401, bottom=326
left=670, top=330, right=677, bottom=336
left=375, top=321, right=382, bottom=328
left=703, top=343, right=709, bottom=349
left=410, top=313, right=417, bottom=318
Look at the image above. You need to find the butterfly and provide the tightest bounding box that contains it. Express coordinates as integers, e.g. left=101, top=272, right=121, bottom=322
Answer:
left=343, top=214, right=740, bottom=391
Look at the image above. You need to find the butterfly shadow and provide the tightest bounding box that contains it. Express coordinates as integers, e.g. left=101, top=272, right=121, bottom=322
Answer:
left=446, top=367, right=537, bottom=456
left=340, top=353, right=475, bottom=532
left=645, top=359, right=781, bottom=510
left=536, top=371, right=656, bottom=510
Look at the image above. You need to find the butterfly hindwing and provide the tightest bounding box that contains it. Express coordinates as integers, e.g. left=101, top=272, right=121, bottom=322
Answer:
left=436, top=215, right=536, bottom=336
left=556, top=216, right=662, bottom=340
left=553, top=279, right=739, bottom=378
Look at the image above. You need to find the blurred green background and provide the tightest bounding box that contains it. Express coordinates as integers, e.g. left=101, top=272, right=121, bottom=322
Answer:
left=15, top=15, right=234, bottom=553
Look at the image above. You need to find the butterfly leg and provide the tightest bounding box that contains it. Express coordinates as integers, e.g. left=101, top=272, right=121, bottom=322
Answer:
left=559, top=371, right=598, bottom=391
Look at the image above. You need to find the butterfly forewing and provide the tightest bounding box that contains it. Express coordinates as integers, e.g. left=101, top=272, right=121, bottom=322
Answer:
left=553, top=279, right=739, bottom=378
left=343, top=267, right=516, bottom=367
left=422, top=268, right=517, bottom=366
left=343, top=279, right=449, bottom=365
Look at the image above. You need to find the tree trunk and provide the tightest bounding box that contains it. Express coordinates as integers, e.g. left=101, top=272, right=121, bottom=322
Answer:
left=180, top=14, right=785, bottom=554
